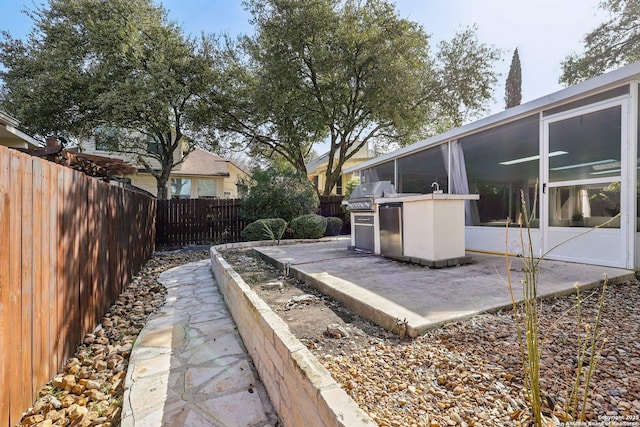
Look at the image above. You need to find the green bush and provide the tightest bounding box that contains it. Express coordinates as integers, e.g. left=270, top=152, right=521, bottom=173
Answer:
left=239, top=168, right=319, bottom=223
left=290, top=214, right=327, bottom=239
left=324, top=217, right=343, bottom=236
left=242, top=218, right=287, bottom=242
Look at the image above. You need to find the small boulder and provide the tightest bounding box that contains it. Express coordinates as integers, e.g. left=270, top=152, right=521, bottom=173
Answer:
left=325, top=323, right=350, bottom=339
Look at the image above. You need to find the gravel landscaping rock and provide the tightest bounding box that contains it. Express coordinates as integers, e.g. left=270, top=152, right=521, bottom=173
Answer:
left=19, top=249, right=210, bottom=427
left=24, top=245, right=638, bottom=427
left=224, top=248, right=640, bottom=427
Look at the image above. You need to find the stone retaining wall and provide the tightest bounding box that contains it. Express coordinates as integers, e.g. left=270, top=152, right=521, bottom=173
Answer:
left=210, top=241, right=375, bottom=427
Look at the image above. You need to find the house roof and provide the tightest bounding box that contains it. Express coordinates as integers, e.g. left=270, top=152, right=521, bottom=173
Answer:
left=306, top=144, right=375, bottom=173
left=0, top=111, right=42, bottom=148
left=346, top=60, right=640, bottom=173
left=172, top=148, right=231, bottom=177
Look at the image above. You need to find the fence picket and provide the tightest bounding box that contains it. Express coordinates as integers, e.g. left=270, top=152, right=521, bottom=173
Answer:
left=20, top=154, right=34, bottom=409
left=46, top=162, right=58, bottom=380
left=0, top=147, right=11, bottom=427
left=8, top=153, right=25, bottom=425
left=31, top=159, right=45, bottom=396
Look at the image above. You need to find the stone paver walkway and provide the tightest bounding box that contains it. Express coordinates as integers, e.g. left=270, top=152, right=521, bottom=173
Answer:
left=121, top=259, right=277, bottom=427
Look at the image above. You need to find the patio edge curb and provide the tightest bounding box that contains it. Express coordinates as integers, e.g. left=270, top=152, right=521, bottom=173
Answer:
left=210, top=240, right=376, bottom=427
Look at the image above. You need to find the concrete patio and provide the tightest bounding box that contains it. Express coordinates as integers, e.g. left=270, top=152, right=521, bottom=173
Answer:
left=255, top=237, right=635, bottom=337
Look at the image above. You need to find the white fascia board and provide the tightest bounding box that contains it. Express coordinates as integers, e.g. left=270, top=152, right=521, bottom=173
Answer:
left=345, top=61, right=640, bottom=174
left=0, top=111, right=20, bottom=127
left=4, top=124, right=43, bottom=147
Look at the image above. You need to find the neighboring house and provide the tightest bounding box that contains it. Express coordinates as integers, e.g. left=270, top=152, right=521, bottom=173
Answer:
left=156, top=148, right=246, bottom=200
left=306, top=144, right=376, bottom=195
left=82, top=133, right=246, bottom=199
left=0, top=111, right=41, bottom=149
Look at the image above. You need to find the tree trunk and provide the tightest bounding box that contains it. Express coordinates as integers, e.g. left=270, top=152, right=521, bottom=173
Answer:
left=155, top=164, right=172, bottom=199
left=322, top=142, right=340, bottom=195
left=323, top=168, right=341, bottom=196
left=155, top=143, right=175, bottom=199
left=322, top=176, right=334, bottom=195
left=156, top=176, right=169, bottom=199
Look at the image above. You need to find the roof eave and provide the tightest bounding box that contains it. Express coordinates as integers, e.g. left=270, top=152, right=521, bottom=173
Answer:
left=137, top=170, right=231, bottom=178
left=3, top=124, right=43, bottom=148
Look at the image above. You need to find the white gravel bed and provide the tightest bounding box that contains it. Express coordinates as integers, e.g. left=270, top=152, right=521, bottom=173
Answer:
left=319, top=280, right=640, bottom=427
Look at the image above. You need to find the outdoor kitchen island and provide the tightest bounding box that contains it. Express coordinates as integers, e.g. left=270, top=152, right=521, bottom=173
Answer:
left=350, top=190, right=479, bottom=267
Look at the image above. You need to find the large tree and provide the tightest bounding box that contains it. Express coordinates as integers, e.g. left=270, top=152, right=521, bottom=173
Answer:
left=0, top=0, right=215, bottom=198
left=505, top=48, right=522, bottom=108
left=432, top=25, right=501, bottom=129
left=200, top=0, right=500, bottom=195
left=560, top=0, right=640, bottom=85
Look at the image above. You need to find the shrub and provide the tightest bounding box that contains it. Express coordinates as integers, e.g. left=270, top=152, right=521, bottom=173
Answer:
left=239, top=168, right=319, bottom=223
left=324, top=216, right=343, bottom=236
left=290, top=214, right=327, bottom=239
left=242, top=218, right=287, bottom=242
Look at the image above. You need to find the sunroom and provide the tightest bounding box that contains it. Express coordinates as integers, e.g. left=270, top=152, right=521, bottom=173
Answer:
left=346, top=61, right=640, bottom=269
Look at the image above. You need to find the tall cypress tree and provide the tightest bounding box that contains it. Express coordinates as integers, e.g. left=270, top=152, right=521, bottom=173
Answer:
left=505, top=48, right=522, bottom=108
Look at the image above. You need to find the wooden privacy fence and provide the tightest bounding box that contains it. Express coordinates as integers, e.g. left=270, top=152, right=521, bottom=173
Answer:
left=317, top=194, right=346, bottom=218
left=0, top=145, right=156, bottom=427
left=156, top=198, right=247, bottom=247
left=155, top=195, right=347, bottom=247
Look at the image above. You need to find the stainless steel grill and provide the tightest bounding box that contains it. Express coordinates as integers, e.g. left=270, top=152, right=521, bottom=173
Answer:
left=346, top=181, right=395, bottom=212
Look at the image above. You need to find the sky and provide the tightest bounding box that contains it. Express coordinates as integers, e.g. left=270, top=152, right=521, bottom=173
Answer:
left=0, top=0, right=609, bottom=117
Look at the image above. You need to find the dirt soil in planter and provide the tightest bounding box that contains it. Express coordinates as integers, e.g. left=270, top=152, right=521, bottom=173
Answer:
left=220, top=248, right=394, bottom=355
left=221, top=247, right=640, bottom=427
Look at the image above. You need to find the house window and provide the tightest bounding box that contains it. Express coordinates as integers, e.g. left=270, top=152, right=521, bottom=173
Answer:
left=197, top=179, right=218, bottom=199
left=362, top=160, right=395, bottom=186
left=224, top=191, right=232, bottom=199
left=171, top=178, right=191, bottom=199
left=460, top=114, right=540, bottom=226
left=336, top=175, right=343, bottom=195
left=94, top=127, right=120, bottom=151
left=547, top=105, right=622, bottom=229
left=548, top=106, right=621, bottom=182
left=312, top=175, right=319, bottom=189
left=397, top=146, right=448, bottom=194
left=549, top=182, right=620, bottom=228
left=147, top=136, right=161, bottom=155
